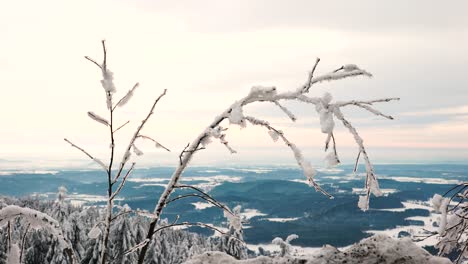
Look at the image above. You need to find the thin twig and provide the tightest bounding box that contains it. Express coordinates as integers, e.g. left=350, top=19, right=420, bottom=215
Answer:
left=113, top=120, right=130, bottom=133
left=111, top=162, right=136, bottom=199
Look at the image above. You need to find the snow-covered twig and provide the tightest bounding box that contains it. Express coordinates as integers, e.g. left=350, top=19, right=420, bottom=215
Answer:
left=273, top=101, right=296, bottom=121
left=137, top=135, right=171, bottom=152
left=244, top=116, right=333, bottom=198
left=332, top=107, right=382, bottom=210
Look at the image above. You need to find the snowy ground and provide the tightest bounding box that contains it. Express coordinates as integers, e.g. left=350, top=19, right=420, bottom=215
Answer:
left=185, top=234, right=451, bottom=264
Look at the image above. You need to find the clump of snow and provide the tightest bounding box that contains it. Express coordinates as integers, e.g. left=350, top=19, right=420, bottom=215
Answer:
left=88, top=225, right=101, bottom=239
left=268, top=130, right=280, bottom=142
left=240, top=209, right=267, bottom=220
left=358, top=195, right=369, bottom=211
left=224, top=205, right=242, bottom=233
left=315, top=93, right=335, bottom=134
left=272, top=234, right=299, bottom=257
left=261, top=217, right=300, bottom=223
left=229, top=103, right=245, bottom=126
left=248, top=86, right=277, bottom=99
left=192, top=202, right=215, bottom=210
left=87, top=111, right=109, bottom=126
left=184, top=234, right=451, bottom=264
left=324, top=152, right=340, bottom=167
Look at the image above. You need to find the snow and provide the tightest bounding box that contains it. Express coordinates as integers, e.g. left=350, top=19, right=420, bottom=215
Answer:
left=229, top=103, right=244, bottom=126
left=366, top=200, right=445, bottom=248
left=316, top=167, right=344, bottom=174
left=6, top=243, right=20, bottom=264
left=319, top=110, right=334, bottom=134
left=88, top=225, right=101, bottom=239
left=129, top=175, right=242, bottom=191
left=0, top=170, right=59, bottom=176
left=67, top=193, right=124, bottom=206
left=192, top=202, right=215, bottom=210
left=185, top=234, right=451, bottom=264
left=132, top=144, right=144, bottom=156
left=87, top=111, right=109, bottom=126
left=224, top=205, right=242, bottom=233
left=375, top=200, right=433, bottom=212
left=116, top=82, right=138, bottom=107
left=224, top=168, right=273, bottom=174
left=268, top=130, right=280, bottom=142
left=379, top=176, right=461, bottom=185
left=352, top=188, right=398, bottom=195
left=240, top=209, right=267, bottom=220
left=324, top=152, right=340, bottom=167
left=261, top=217, right=300, bottom=223
left=358, top=195, right=369, bottom=211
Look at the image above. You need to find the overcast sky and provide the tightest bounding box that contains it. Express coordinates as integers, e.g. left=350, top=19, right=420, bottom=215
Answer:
left=0, top=0, right=467, bottom=169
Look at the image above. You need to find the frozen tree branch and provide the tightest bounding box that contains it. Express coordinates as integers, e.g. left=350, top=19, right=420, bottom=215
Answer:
left=126, top=58, right=398, bottom=263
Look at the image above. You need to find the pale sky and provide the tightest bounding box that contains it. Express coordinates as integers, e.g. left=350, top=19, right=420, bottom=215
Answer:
left=0, top=0, right=467, bottom=169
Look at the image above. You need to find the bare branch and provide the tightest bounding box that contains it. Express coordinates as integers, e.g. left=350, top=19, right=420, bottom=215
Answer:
left=138, top=135, right=171, bottom=152
left=353, top=151, right=361, bottom=173
left=179, top=143, right=205, bottom=165
left=84, top=56, right=102, bottom=69
left=113, top=120, right=130, bottom=133
left=302, top=57, right=320, bottom=93
left=111, top=162, right=135, bottom=199
left=64, top=138, right=108, bottom=172
left=334, top=98, right=400, bottom=107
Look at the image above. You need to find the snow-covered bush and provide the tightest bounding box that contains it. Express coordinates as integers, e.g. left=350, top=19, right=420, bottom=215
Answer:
left=0, top=205, right=77, bottom=263
left=431, top=183, right=468, bottom=263
left=271, top=234, right=298, bottom=257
